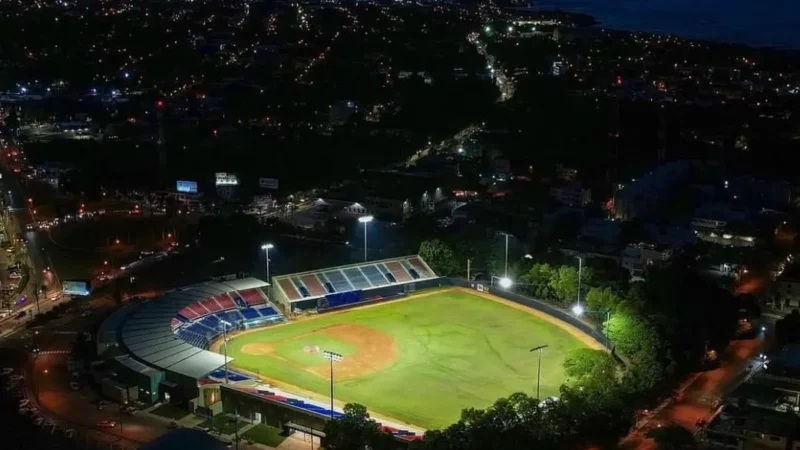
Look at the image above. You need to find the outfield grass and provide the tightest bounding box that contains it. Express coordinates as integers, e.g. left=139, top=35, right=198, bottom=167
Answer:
left=226, top=289, right=589, bottom=429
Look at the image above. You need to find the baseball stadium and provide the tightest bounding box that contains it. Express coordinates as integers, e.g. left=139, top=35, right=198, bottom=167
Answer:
left=97, top=255, right=606, bottom=443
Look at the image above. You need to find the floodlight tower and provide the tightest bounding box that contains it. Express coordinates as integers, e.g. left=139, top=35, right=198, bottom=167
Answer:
left=323, top=350, right=343, bottom=419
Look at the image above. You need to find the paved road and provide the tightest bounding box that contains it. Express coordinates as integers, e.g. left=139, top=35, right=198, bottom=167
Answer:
left=29, top=341, right=168, bottom=445
left=620, top=338, right=767, bottom=449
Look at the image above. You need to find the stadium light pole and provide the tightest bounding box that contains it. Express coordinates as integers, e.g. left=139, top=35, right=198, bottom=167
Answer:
left=220, top=320, right=233, bottom=384
left=502, top=233, right=511, bottom=279
left=358, top=215, right=374, bottom=262
left=530, top=344, right=549, bottom=400
left=261, top=243, right=274, bottom=283
left=323, top=350, right=343, bottom=419
left=575, top=256, right=583, bottom=310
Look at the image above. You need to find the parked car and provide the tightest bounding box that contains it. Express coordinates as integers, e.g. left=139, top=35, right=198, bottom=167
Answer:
left=96, top=420, right=116, bottom=428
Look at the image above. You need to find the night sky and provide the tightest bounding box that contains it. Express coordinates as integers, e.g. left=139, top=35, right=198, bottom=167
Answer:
left=534, top=0, right=800, bottom=49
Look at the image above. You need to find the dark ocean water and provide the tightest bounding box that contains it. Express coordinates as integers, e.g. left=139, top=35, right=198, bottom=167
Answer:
left=533, top=0, right=800, bottom=49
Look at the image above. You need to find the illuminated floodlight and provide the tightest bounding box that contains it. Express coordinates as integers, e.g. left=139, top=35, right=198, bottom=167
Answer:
left=484, top=25, right=491, bottom=33
left=498, top=277, right=512, bottom=289
left=458, top=147, right=464, bottom=153
left=358, top=215, right=374, bottom=223
left=571, top=304, right=585, bottom=316
left=323, top=350, right=343, bottom=362
left=508, top=26, right=514, bottom=32
left=261, top=243, right=274, bottom=250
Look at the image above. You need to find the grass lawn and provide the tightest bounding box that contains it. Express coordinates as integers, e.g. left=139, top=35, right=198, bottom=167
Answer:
left=226, top=289, right=589, bottom=429
left=150, top=404, right=189, bottom=420
left=243, top=424, right=287, bottom=447
left=200, top=414, right=247, bottom=435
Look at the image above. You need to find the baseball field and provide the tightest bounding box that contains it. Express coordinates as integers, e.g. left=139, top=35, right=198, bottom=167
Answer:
left=223, top=288, right=598, bottom=429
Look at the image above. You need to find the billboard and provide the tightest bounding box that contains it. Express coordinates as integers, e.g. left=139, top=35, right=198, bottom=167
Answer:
left=259, top=177, right=279, bottom=190
left=215, top=172, right=239, bottom=186
left=63, top=280, right=91, bottom=296
left=176, top=180, right=198, bottom=193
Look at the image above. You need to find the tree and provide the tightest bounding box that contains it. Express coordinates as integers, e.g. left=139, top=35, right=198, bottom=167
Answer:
left=549, top=265, right=593, bottom=305
left=585, top=287, right=621, bottom=312
left=418, top=239, right=460, bottom=276
left=563, top=348, right=618, bottom=382
left=322, top=403, right=395, bottom=450
left=646, top=424, right=697, bottom=450
left=521, top=263, right=556, bottom=299
left=604, top=309, right=660, bottom=357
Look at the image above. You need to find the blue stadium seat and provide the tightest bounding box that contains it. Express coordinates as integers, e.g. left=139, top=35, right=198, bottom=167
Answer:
left=218, top=310, right=244, bottom=326
left=256, top=306, right=276, bottom=317
left=233, top=296, right=247, bottom=308
left=240, top=308, right=260, bottom=320
left=343, top=268, right=372, bottom=289
left=201, top=315, right=221, bottom=330
left=360, top=265, right=389, bottom=286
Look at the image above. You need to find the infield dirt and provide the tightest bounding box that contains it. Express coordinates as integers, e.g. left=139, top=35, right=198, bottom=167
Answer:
left=241, top=323, right=398, bottom=380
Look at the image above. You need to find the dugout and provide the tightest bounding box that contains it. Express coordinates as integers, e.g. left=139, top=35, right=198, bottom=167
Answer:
left=220, top=385, right=329, bottom=432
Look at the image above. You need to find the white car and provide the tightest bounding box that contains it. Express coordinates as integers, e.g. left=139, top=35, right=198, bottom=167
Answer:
left=8, top=272, right=22, bottom=279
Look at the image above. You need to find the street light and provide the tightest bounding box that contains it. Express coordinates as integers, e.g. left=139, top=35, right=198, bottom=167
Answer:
left=260, top=243, right=274, bottom=283
left=322, top=350, right=343, bottom=419
left=358, top=215, right=373, bottom=262
left=530, top=344, right=549, bottom=399
left=219, top=320, right=233, bottom=384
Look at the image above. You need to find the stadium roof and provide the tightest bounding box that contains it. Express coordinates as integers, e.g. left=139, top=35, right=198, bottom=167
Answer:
left=118, top=278, right=268, bottom=379
left=272, top=255, right=437, bottom=303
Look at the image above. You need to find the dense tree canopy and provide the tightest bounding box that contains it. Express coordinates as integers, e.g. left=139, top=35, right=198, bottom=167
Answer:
left=418, top=239, right=460, bottom=276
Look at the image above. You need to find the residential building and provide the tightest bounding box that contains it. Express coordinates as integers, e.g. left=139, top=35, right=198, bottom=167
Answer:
left=621, top=243, right=671, bottom=276
left=776, top=264, right=800, bottom=308
left=550, top=181, right=591, bottom=207
left=614, top=160, right=700, bottom=220
left=703, top=408, right=800, bottom=450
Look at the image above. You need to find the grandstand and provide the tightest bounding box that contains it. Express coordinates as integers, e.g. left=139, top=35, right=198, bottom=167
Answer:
left=270, top=255, right=438, bottom=312
left=97, top=277, right=286, bottom=406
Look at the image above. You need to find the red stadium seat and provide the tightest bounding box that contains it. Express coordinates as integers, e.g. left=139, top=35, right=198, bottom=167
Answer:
left=215, top=294, right=236, bottom=310
left=239, top=289, right=267, bottom=306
